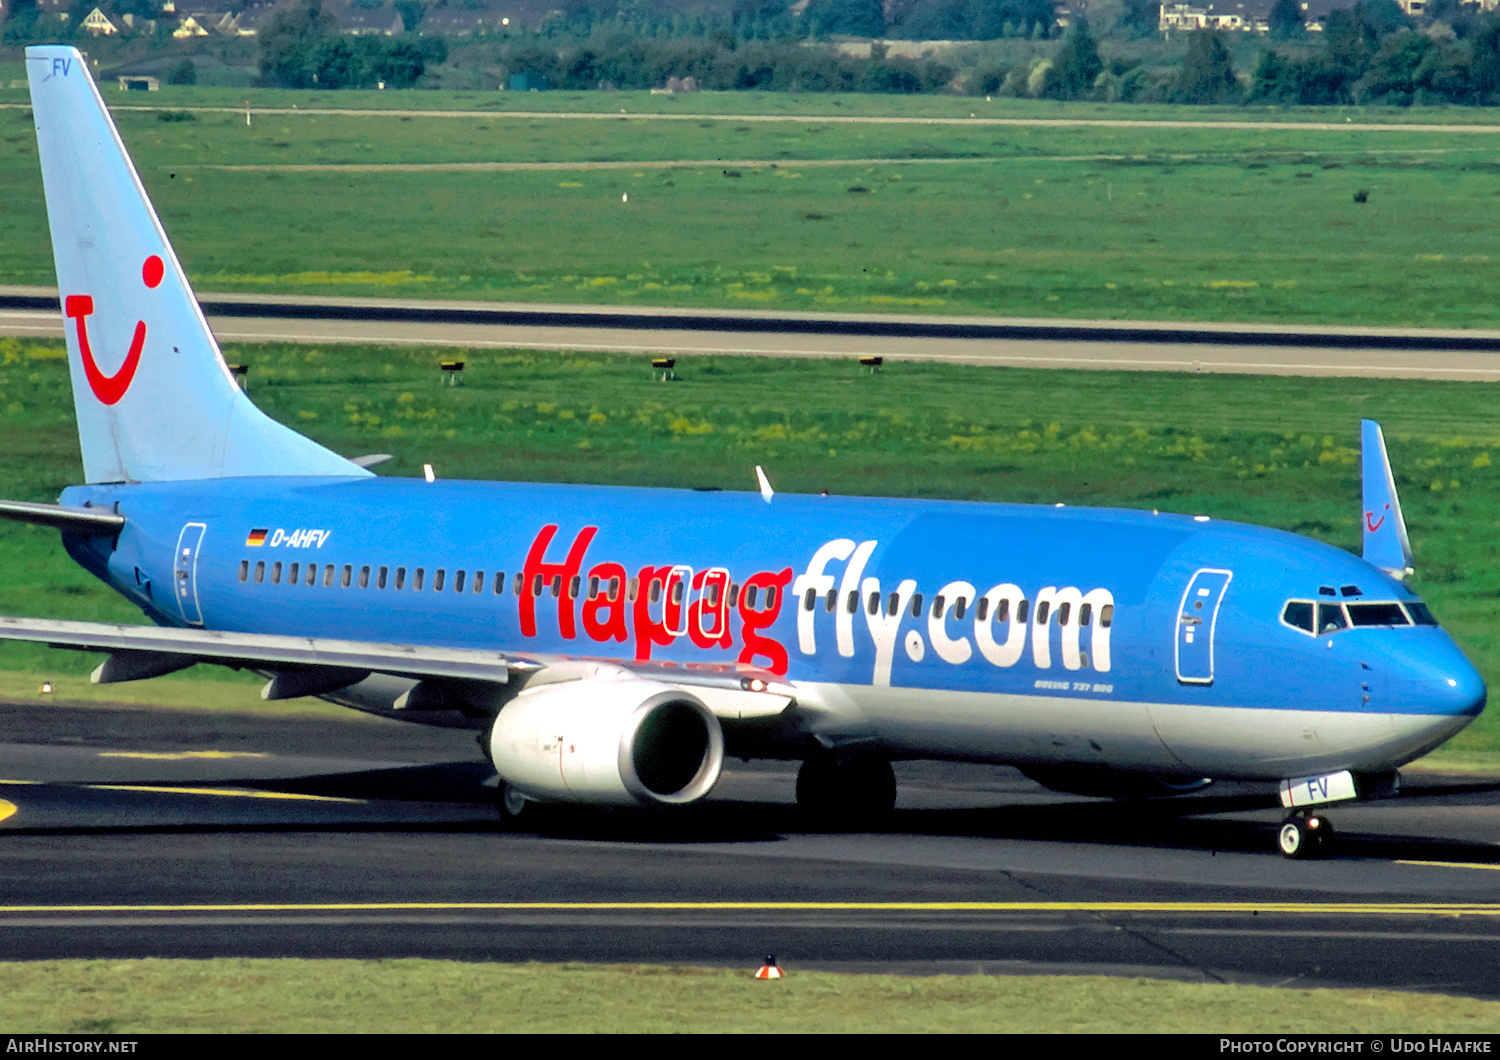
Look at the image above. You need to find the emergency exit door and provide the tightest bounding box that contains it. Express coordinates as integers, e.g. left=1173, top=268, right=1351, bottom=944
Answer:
left=174, top=522, right=206, bottom=627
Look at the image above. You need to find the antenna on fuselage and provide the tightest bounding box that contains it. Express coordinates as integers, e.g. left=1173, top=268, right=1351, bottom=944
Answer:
left=1360, top=419, right=1414, bottom=582
left=755, top=465, right=774, bottom=504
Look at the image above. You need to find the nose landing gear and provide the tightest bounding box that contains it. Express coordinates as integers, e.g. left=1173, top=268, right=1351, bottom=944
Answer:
left=1277, top=811, right=1335, bottom=859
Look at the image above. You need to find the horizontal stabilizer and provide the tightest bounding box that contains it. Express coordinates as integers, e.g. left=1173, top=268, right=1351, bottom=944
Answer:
left=1361, top=419, right=1414, bottom=581
left=0, top=500, right=123, bottom=534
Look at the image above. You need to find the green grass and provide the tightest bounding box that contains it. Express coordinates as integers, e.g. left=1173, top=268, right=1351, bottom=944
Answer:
left=4, top=100, right=1500, bottom=324
left=1, top=336, right=1499, bottom=755
left=5, top=959, right=1500, bottom=1032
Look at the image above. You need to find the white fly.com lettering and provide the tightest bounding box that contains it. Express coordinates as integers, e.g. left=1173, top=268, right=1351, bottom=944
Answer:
left=793, top=538, right=1115, bottom=687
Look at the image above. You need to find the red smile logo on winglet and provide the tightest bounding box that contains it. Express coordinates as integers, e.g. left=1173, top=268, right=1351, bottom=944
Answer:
left=64, top=254, right=163, bottom=406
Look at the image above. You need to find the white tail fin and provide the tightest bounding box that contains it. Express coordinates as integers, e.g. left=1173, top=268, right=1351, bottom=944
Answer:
left=26, top=46, right=366, bottom=484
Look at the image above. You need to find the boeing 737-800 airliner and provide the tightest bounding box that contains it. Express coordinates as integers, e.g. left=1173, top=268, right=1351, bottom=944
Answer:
left=0, top=47, right=1485, bottom=858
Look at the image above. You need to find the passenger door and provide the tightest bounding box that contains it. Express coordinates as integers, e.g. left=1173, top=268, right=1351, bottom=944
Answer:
left=1175, top=568, right=1232, bottom=685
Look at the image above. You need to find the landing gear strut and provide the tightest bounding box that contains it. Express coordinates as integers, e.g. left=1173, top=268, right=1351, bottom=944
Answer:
left=1277, top=811, right=1335, bottom=860
left=796, top=754, right=897, bottom=829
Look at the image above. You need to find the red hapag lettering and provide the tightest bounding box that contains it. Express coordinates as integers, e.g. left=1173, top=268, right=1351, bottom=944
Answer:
left=519, top=524, right=597, bottom=639
left=582, top=561, right=630, bottom=644
left=738, top=567, right=792, bottom=674
left=633, top=564, right=677, bottom=662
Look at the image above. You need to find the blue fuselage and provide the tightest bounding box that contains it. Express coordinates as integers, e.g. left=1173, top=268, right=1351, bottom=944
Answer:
left=59, top=476, right=1485, bottom=778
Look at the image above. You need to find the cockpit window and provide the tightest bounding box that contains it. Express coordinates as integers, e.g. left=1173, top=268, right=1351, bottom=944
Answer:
left=1346, top=602, right=1410, bottom=627
left=1282, top=601, right=1314, bottom=633
left=1283, top=597, right=1439, bottom=635
left=1317, top=601, right=1348, bottom=633
left=1407, top=601, right=1439, bottom=626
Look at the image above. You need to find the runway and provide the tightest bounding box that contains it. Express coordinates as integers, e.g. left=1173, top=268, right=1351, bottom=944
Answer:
left=1, top=698, right=1498, bottom=997
left=7, top=288, right=1500, bottom=380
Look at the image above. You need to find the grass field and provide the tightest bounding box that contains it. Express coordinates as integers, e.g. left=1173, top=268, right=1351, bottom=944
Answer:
left=3, top=95, right=1500, bottom=325
left=1, top=336, right=1498, bottom=758
left=7, top=959, right=1500, bottom=1033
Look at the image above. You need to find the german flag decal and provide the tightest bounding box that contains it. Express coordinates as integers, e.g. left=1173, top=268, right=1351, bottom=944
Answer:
left=246, top=528, right=268, bottom=547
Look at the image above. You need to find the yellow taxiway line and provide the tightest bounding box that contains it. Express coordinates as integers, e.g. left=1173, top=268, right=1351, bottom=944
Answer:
left=87, top=784, right=361, bottom=803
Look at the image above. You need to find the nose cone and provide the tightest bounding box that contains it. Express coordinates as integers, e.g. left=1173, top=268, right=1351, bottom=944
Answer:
left=1389, top=632, right=1486, bottom=718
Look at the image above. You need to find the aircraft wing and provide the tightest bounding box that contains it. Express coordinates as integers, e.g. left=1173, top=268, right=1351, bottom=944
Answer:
left=0, top=615, right=517, bottom=684
left=0, top=615, right=795, bottom=719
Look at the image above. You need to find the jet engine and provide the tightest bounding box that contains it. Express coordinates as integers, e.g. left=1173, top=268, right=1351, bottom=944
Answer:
left=487, top=678, right=724, bottom=806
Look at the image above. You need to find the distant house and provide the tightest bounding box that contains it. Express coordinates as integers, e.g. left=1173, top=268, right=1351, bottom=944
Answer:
left=117, top=75, right=161, bottom=91
left=172, top=14, right=209, bottom=35
left=1159, top=3, right=1266, bottom=31
left=81, top=6, right=118, bottom=33
left=340, top=8, right=405, bottom=34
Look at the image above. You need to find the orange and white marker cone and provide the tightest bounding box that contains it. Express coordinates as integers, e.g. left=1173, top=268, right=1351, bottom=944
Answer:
left=756, top=955, right=783, bottom=979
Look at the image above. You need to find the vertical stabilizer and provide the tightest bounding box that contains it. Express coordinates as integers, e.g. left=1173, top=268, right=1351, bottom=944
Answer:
left=1361, top=419, right=1413, bottom=581
left=26, top=47, right=367, bottom=483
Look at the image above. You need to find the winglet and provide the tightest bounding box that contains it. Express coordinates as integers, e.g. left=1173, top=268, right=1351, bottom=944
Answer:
left=755, top=466, right=774, bottom=504
left=1361, top=420, right=1413, bottom=581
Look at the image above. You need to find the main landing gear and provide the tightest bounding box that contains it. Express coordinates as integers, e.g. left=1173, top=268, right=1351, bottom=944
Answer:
left=796, top=754, right=897, bottom=829
left=1277, top=811, right=1335, bottom=860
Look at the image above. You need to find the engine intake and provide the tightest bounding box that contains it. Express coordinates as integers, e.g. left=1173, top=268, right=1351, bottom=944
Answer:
left=488, top=678, right=723, bottom=806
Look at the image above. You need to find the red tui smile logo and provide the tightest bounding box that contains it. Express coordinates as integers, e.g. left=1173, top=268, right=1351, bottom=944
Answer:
left=64, top=254, right=163, bottom=406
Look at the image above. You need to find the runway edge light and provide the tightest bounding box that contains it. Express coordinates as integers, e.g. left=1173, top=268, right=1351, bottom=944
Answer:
left=756, top=955, right=783, bottom=979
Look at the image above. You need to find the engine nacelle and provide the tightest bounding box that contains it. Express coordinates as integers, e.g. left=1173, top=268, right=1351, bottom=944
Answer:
left=487, top=678, right=724, bottom=806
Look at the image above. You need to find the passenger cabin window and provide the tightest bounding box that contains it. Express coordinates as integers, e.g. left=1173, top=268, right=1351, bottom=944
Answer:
left=910, top=594, right=924, bottom=618
left=238, top=560, right=248, bottom=583
left=341, top=565, right=352, bottom=588
left=434, top=569, right=446, bottom=592
left=454, top=570, right=467, bottom=594
left=323, top=566, right=334, bottom=587
left=359, top=566, right=370, bottom=589
left=395, top=567, right=406, bottom=590
left=414, top=568, right=425, bottom=592
left=271, top=562, right=282, bottom=585
left=288, top=562, right=299, bottom=585
left=494, top=572, right=506, bottom=595
left=1035, top=601, right=1050, bottom=626
left=306, top=564, right=317, bottom=587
